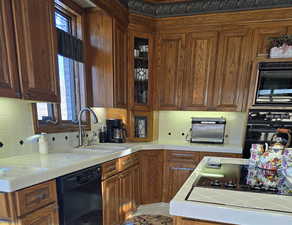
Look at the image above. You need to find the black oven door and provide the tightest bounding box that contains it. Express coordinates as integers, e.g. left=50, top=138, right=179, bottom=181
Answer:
left=255, top=62, right=292, bottom=105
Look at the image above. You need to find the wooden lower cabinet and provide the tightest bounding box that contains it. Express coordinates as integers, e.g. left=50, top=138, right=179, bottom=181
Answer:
left=102, top=174, right=121, bottom=225
left=163, top=161, right=196, bottom=202
left=16, top=204, right=59, bottom=225
left=102, top=161, right=141, bottom=225
left=140, top=150, right=164, bottom=204
left=173, top=217, right=234, bottom=225
left=0, top=181, right=58, bottom=225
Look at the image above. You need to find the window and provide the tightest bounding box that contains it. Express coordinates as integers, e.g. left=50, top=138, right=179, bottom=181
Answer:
left=33, top=1, right=88, bottom=133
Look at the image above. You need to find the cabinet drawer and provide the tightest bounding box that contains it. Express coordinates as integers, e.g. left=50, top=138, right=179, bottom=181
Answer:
left=119, top=153, right=139, bottom=171
left=14, top=180, right=57, bottom=217
left=166, top=151, right=200, bottom=163
left=17, top=203, right=59, bottom=225
left=102, top=159, right=119, bottom=180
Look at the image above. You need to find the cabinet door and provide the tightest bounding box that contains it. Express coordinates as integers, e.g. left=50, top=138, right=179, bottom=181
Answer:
left=128, top=31, right=154, bottom=111
left=132, top=164, right=141, bottom=210
left=164, top=162, right=195, bottom=202
left=157, top=34, right=185, bottom=110
left=12, top=0, right=59, bottom=102
left=17, top=204, right=59, bottom=225
left=140, top=150, right=164, bottom=204
left=114, top=20, right=128, bottom=108
left=102, top=175, right=121, bottom=225
left=120, top=168, right=134, bottom=221
left=182, top=31, right=218, bottom=110
left=0, top=0, right=20, bottom=98
left=213, top=29, right=252, bottom=112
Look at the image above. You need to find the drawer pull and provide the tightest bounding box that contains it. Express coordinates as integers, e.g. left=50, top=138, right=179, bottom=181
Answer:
left=171, top=167, right=194, bottom=171
left=172, top=153, right=194, bottom=157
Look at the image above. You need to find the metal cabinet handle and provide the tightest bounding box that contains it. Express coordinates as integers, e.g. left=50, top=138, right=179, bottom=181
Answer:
left=171, top=167, right=194, bottom=171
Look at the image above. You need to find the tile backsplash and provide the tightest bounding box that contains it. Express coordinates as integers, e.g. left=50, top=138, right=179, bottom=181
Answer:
left=0, top=98, right=248, bottom=158
left=158, top=111, right=248, bottom=145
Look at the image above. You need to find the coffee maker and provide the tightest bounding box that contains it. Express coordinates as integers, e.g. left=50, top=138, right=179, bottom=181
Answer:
left=106, top=119, right=126, bottom=143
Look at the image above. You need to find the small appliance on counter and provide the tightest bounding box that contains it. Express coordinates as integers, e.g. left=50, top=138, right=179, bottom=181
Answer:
left=190, top=117, right=226, bottom=144
left=105, top=119, right=127, bottom=143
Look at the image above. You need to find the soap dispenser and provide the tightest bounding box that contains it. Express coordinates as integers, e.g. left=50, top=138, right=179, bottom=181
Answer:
left=25, top=133, right=49, bottom=154
left=38, top=133, right=49, bottom=154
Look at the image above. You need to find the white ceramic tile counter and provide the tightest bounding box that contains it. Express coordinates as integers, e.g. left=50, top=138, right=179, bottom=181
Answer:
left=0, top=142, right=242, bottom=192
left=170, top=157, right=292, bottom=225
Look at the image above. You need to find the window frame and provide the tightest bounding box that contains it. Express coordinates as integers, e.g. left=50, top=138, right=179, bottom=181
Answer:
left=32, top=0, right=91, bottom=134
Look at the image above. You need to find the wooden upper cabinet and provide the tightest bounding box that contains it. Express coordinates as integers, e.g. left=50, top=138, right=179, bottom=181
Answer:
left=181, top=31, right=218, bottom=110
left=113, top=20, right=128, bottom=108
left=157, top=33, right=185, bottom=110
left=213, top=29, right=252, bottom=112
left=12, top=0, right=59, bottom=102
left=128, top=31, right=154, bottom=111
left=0, top=0, right=20, bottom=98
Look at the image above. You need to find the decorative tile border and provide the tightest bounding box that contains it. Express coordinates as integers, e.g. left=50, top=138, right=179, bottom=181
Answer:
left=119, top=0, right=292, bottom=18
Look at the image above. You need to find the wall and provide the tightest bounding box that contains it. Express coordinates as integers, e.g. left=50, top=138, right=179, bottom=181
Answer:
left=0, top=98, right=248, bottom=158
left=158, top=111, right=248, bottom=146
left=0, top=98, right=106, bottom=158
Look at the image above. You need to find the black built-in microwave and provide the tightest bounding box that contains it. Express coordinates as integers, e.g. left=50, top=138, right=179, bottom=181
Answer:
left=254, top=62, right=292, bottom=106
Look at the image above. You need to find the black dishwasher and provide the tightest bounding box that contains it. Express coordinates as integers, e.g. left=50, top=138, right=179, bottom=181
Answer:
left=57, top=166, right=102, bottom=225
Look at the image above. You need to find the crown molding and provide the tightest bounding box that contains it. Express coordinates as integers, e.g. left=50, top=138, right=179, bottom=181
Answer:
left=119, top=0, right=292, bottom=18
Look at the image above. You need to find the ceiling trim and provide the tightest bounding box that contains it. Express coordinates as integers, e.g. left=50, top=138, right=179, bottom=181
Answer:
left=120, top=0, right=292, bottom=18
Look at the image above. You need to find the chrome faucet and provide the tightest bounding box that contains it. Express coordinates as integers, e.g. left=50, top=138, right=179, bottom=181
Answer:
left=78, top=107, right=98, bottom=147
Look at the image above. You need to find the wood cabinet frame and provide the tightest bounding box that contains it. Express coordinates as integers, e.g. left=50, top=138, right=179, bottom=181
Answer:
left=128, top=30, right=154, bottom=111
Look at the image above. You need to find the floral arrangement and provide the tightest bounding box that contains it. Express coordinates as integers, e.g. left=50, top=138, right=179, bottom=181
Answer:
left=269, top=35, right=292, bottom=48
left=269, top=35, right=292, bottom=58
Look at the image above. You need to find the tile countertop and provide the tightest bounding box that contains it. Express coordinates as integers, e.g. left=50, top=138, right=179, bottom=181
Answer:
left=170, top=157, right=292, bottom=225
left=0, top=142, right=242, bottom=192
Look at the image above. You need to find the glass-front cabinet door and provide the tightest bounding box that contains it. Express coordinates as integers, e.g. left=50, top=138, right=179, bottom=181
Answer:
left=129, top=31, right=153, bottom=110
left=129, top=111, right=153, bottom=142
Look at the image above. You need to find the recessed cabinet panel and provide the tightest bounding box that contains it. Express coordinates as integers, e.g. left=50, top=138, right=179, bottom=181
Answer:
left=12, top=0, right=59, bottom=102
left=182, top=32, right=218, bottom=110
left=0, top=0, right=20, bottom=98
left=213, top=29, right=251, bottom=112
left=114, top=21, right=128, bottom=108
left=157, top=34, right=185, bottom=110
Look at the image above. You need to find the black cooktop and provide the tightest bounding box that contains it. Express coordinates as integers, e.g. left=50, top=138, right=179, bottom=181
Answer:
left=195, top=164, right=292, bottom=196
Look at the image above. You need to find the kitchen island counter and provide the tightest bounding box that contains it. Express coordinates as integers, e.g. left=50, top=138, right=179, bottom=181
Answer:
left=170, top=157, right=292, bottom=225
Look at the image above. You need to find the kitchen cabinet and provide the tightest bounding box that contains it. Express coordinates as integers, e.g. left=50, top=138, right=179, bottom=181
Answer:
left=102, top=174, right=121, bottom=225
left=181, top=31, right=218, bottom=111
left=163, top=151, right=201, bottom=202
left=114, top=20, right=128, bottom=108
left=88, top=10, right=128, bottom=108
left=0, top=0, right=20, bottom=98
left=12, top=0, right=59, bottom=102
left=0, top=180, right=59, bottom=225
left=213, top=29, right=252, bottom=112
left=156, top=33, right=185, bottom=110
left=140, top=150, right=164, bottom=204
left=128, top=110, right=155, bottom=142
left=16, top=204, right=59, bottom=225
left=102, top=154, right=141, bottom=225
left=128, top=31, right=154, bottom=111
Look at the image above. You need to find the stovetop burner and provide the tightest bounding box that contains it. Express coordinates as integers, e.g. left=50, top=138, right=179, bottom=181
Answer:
left=195, top=164, right=292, bottom=196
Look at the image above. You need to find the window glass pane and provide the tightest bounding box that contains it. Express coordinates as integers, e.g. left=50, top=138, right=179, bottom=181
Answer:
left=55, top=11, right=71, bottom=33
left=58, top=55, right=79, bottom=121
left=36, top=103, right=54, bottom=121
